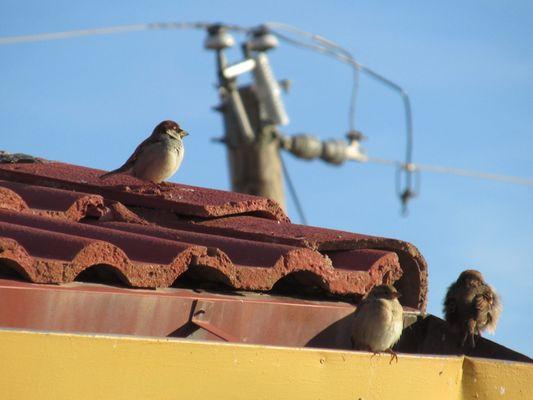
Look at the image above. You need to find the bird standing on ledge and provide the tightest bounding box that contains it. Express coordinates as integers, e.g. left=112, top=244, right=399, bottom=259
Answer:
left=100, top=120, right=188, bottom=183
left=443, top=269, right=502, bottom=348
left=351, top=284, right=404, bottom=363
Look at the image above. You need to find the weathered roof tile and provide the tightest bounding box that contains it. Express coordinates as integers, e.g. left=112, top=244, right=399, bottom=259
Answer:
left=0, top=180, right=105, bottom=220
left=0, top=162, right=288, bottom=221
left=0, top=160, right=428, bottom=309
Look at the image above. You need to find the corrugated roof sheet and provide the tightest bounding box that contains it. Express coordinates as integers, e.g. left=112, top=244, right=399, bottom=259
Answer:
left=0, top=160, right=428, bottom=309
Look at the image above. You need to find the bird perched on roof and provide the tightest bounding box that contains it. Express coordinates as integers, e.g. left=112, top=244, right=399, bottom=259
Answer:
left=443, top=269, right=501, bottom=348
left=351, top=284, right=403, bottom=363
left=100, top=120, right=188, bottom=183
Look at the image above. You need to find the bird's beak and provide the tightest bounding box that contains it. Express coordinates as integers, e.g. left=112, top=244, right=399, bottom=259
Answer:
left=392, top=292, right=401, bottom=299
left=180, top=130, right=189, bottom=138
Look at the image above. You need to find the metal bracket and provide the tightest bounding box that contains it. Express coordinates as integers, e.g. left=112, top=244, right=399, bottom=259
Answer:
left=191, top=300, right=239, bottom=342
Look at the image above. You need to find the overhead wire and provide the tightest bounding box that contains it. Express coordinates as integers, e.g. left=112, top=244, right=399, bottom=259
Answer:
left=280, top=154, right=308, bottom=225
left=0, top=21, right=250, bottom=46
left=264, top=23, right=533, bottom=200
left=363, top=156, right=533, bottom=186
left=348, top=66, right=361, bottom=132
left=264, top=22, right=416, bottom=210
left=269, top=23, right=364, bottom=133
left=1, top=21, right=531, bottom=196
left=265, top=21, right=413, bottom=155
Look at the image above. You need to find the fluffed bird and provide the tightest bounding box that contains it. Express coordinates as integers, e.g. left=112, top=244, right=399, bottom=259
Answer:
left=100, top=120, right=188, bottom=183
left=351, top=284, right=403, bottom=363
left=443, top=269, right=502, bottom=348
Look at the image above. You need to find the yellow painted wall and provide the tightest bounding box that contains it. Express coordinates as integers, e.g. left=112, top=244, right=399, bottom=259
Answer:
left=462, top=357, right=532, bottom=399
left=0, top=329, right=530, bottom=400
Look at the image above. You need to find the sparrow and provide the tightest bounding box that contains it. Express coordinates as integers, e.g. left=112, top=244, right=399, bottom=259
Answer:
left=100, top=120, right=188, bottom=183
left=351, top=284, right=403, bottom=363
left=443, top=269, right=502, bottom=348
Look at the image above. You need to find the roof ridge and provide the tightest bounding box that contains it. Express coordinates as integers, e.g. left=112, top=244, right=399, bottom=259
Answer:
left=0, top=161, right=289, bottom=222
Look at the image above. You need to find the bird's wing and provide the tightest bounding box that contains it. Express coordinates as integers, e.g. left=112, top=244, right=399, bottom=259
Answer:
left=351, top=299, right=370, bottom=348
left=443, top=283, right=459, bottom=326
left=100, top=135, right=158, bottom=178
left=351, top=299, right=392, bottom=348
left=476, top=285, right=502, bottom=334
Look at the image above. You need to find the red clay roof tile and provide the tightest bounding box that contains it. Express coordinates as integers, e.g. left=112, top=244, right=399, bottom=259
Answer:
left=0, top=162, right=288, bottom=221
left=0, top=159, right=428, bottom=309
left=134, top=213, right=427, bottom=308
left=0, top=180, right=105, bottom=220
left=0, top=209, right=402, bottom=296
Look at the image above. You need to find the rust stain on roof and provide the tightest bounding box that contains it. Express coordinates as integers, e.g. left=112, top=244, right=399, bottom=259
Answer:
left=0, top=278, right=423, bottom=350
left=0, top=160, right=428, bottom=310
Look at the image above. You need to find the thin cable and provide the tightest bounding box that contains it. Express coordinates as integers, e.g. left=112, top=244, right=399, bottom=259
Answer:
left=0, top=21, right=411, bottom=166
left=266, top=23, right=415, bottom=192
left=414, top=163, right=533, bottom=186
left=266, top=30, right=361, bottom=137
left=280, top=154, right=308, bottom=224
left=265, top=22, right=352, bottom=58
left=0, top=21, right=250, bottom=45
left=348, top=66, right=361, bottom=131
left=363, top=156, right=533, bottom=186
left=267, top=24, right=361, bottom=132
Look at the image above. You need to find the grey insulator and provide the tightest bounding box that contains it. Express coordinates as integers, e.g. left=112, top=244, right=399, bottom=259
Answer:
left=204, top=26, right=235, bottom=50
left=249, top=33, right=279, bottom=51
left=287, top=134, right=323, bottom=159
left=249, top=25, right=279, bottom=51
left=320, top=139, right=348, bottom=165
left=253, top=53, right=289, bottom=126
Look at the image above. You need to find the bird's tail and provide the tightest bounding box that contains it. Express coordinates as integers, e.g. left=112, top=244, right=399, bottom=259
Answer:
left=99, top=170, right=118, bottom=180
left=99, top=165, right=131, bottom=180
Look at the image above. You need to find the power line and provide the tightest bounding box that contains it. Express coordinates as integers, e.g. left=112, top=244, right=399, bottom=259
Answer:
left=0, top=22, right=250, bottom=46
left=363, top=156, right=533, bottom=187
left=265, top=22, right=413, bottom=147
left=264, top=22, right=416, bottom=203
left=348, top=66, right=361, bottom=132
left=264, top=22, right=361, bottom=132
left=280, top=154, right=308, bottom=225
left=2, top=21, right=531, bottom=192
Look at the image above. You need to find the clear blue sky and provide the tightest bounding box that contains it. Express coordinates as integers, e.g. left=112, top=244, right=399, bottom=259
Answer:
left=1, top=1, right=532, bottom=357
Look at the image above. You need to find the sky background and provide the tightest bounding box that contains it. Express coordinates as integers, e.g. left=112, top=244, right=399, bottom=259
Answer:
left=1, top=1, right=532, bottom=356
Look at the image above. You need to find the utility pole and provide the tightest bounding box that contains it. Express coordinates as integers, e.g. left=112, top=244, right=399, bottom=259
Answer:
left=204, top=24, right=366, bottom=218
left=205, top=25, right=287, bottom=209
left=222, top=85, right=285, bottom=206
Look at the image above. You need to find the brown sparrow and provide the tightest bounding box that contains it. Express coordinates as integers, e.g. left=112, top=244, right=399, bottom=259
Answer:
left=351, top=284, right=403, bottom=363
left=100, top=120, right=188, bottom=183
left=443, top=269, right=502, bottom=348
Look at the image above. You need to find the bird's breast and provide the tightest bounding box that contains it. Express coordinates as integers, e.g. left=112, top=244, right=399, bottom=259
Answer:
left=133, top=140, right=184, bottom=183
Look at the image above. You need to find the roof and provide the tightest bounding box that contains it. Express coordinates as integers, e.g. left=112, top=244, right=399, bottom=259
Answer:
left=0, top=157, right=427, bottom=310
left=3, top=277, right=529, bottom=364
left=1, top=155, right=530, bottom=363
